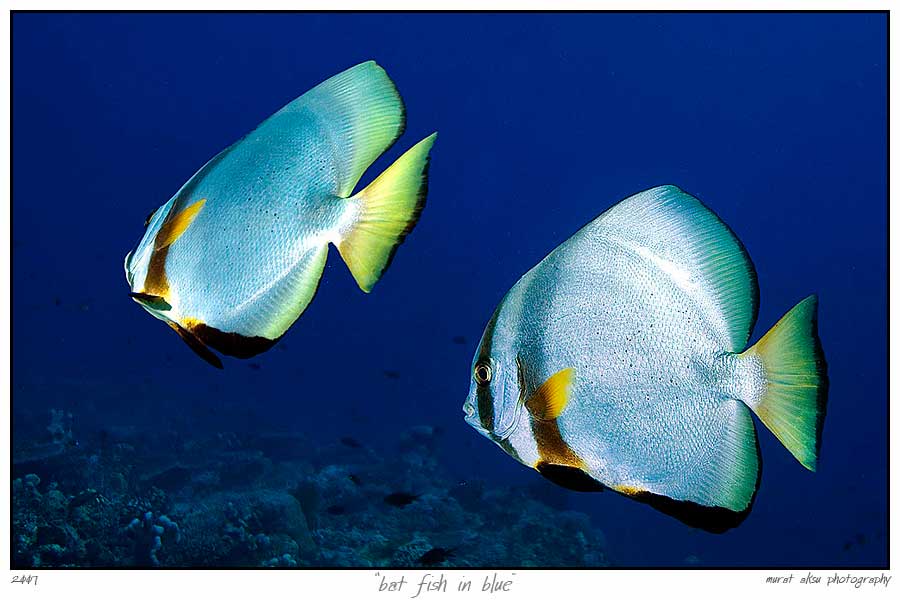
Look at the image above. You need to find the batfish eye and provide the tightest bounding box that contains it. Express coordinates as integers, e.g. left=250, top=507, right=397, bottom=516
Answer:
left=474, top=362, right=492, bottom=385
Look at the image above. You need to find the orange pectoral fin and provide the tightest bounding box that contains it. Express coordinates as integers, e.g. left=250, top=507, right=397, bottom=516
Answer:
left=524, top=367, right=575, bottom=421
left=155, top=199, right=206, bottom=250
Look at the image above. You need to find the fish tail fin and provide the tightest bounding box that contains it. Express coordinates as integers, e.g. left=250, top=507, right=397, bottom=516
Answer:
left=740, top=295, right=828, bottom=471
left=337, top=132, right=436, bottom=292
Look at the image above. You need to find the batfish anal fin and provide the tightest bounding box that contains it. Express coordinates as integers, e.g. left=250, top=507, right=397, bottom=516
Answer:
left=189, top=321, right=279, bottom=359
left=614, top=483, right=753, bottom=534
left=610, top=405, right=762, bottom=534
left=168, top=321, right=223, bottom=369
left=524, top=367, right=575, bottom=421
left=222, top=244, right=328, bottom=343
left=129, top=292, right=172, bottom=311
left=155, top=198, right=206, bottom=250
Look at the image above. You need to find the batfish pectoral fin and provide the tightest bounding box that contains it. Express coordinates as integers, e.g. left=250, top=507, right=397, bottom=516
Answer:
left=168, top=321, right=223, bottom=369
left=129, top=292, right=172, bottom=311
left=613, top=484, right=752, bottom=534
left=535, top=462, right=606, bottom=492
left=523, top=367, right=575, bottom=421
left=155, top=198, right=206, bottom=250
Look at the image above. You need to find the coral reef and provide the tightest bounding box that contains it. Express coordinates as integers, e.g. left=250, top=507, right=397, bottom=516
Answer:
left=12, top=411, right=611, bottom=567
left=125, top=511, right=181, bottom=566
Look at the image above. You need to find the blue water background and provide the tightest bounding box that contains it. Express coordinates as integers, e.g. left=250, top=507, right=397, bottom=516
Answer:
left=12, top=12, right=887, bottom=567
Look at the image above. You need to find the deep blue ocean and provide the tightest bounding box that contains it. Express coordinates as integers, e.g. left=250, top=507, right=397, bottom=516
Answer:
left=12, top=12, right=887, bottom=568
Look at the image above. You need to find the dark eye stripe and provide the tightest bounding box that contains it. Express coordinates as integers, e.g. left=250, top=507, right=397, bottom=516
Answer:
left=475, top=381, right=494, bottom=433
left=475, top=310, right=500, bottom=432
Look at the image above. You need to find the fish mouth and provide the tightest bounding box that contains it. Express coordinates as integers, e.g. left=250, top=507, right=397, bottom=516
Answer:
left=466, top=419, right=490, bottom=436
left=463, top=407, right=519, bottom=442
left=463, top=404, right=480, bottom=427
left=463, top=402, right=490, bottom=437
left=463, top=394, right=521, bottom=441
left=124, top=250, right=135, bottom=286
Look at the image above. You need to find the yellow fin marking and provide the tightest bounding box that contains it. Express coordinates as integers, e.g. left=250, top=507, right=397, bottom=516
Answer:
left=614, top=484, right=644, bottom=496
left=155, top=199, right=206, bottom=250
left=524, top=367, right=574, bottom=421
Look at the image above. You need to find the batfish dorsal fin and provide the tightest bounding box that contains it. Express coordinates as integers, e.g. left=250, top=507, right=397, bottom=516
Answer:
left=155, top=198, right=206, bottom=250
left=587, top=185, right=759, bottom=352
left=275, top=60, right=406, bottom=198
left=524, top=367, right=574, bottom=421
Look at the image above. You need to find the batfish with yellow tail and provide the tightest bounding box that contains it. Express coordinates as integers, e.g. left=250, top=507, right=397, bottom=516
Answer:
left=463, top=185, right=827, bottom=532
left=124, top=61, right=436, bottom=368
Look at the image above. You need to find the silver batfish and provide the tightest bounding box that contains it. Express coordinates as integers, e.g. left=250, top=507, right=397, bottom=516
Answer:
left=463, top=185, right=827, bottom=532
left=125, top=61, right=436, bottom=367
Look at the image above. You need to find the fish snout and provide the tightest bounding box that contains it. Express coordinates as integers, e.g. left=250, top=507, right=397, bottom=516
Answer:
left=463, top=399, right=490, bottom=437
left=463, top=399, right=476, bottom=420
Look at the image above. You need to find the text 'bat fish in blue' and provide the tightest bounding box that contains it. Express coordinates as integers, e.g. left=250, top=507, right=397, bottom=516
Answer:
left=124, top=61, right=436, bottom=368
left=463, top=185, right=828, bottom=533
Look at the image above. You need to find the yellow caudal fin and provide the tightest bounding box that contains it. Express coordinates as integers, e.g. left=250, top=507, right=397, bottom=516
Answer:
left=742, top=295, right=828, bottom=471
left=338, top=133, right=436, bottom=292
left=524, top=368, right=575, bottom=421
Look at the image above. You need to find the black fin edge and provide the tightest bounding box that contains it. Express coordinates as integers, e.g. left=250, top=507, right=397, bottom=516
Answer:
left=809, top=296, right=829, bottom=464
left=534, top=435, right=763, bottom=533
left=169, top=323, right=223, bottom=369
left=383, top=67, right=408, bottom=156
left=621, top=432, right=764, bottom=534
left=623, top=490, right=750, bottom=534
left=191, top=322, right=279, bottom=359
left=370, top=148, right=432, bottom=286
left=536, top=462, right=606, bottom=492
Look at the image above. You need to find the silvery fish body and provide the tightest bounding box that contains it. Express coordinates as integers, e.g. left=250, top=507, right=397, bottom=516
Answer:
left=464, top=185, right=827, bottom=532
left=125, top=61, right=436, bottom=367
